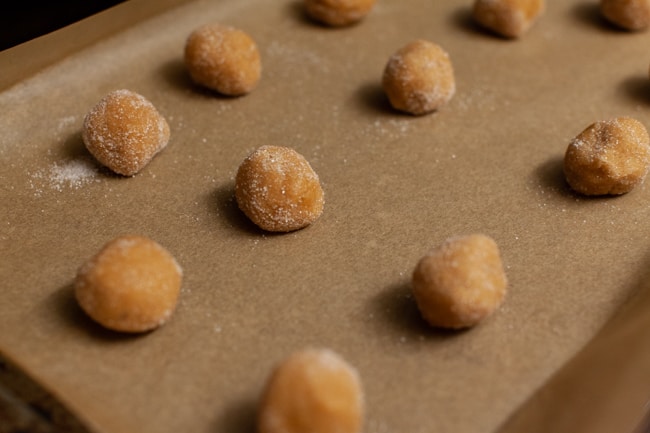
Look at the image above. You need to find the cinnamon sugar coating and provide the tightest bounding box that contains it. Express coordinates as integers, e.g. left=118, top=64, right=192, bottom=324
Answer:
left=600, top=0, right=650, bottom=30
left=74, top=235, right=182, bottom=333
left=258, top=349, right=364, bottom=433
left=412, top=234, right=508, bottom=329
left=564, top=117, right=650, bottom=196
left=184, top=24, right=261, bottom=96
left=235, top=145, right=324, bottom=232
left=82, top=89, right=170, bottom=176
left=304, top=0, right=376, bottom=26
left=382, top=40, right=456, bottom=116
left=473, top=0, right=545, bottom=38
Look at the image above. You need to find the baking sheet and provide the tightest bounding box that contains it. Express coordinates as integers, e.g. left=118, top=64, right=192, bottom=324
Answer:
left=0, top=0, right=189, bottom=92
left=1, top=1, right=650, bottom=432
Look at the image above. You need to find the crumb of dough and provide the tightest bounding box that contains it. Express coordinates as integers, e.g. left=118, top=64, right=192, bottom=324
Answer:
left=235, top=145, right=324, bottom=232
left=382, top=40, right=455, bottom=116
left=472, top=0, right=545, bottom=38
left=564, top=117, right=650, bottom=196
left=304, top=0, right=376, bottom=26
left=82, top=89, right=170, bottom=176
left=411, top=234, right=508, bottom=329
left=184, top=23, right=261, bottom=96
left=258, top=348, right=364, bottom=433
left=74, top=235, right=182, bottom=333
left=600, top=0, right=650, bottom=30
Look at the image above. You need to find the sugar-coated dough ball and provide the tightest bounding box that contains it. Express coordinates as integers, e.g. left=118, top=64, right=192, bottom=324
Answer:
left=75, top=235, right=182, bottom=333
left=235, top=145, right=324, bottom=232
left=412, top=234, right=508, bottom=329
left=304, top=0, right=376, bottom=26
left=184, top=24, right=261, bottom=96
left=600, top=0, right=650, bottom=30
left=258, top=349, right=364, bottom=433
left=82, top=89, right=170, bottom=176
left=382, top=40, right=456, bottom=116
left=473, top=0, right=545, bottom=38
left=564, top=117, right=650, bottom=196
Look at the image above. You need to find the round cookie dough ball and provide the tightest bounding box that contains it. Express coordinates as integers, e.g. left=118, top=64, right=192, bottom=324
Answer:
left=564, top=117, right=650, bottom=196
left=412, top=234, right=508, bottom=329
left=382, top=40, right=456, bottom=116
left=258, top=348, right=364, bottom=433
left=473, top=0, right=545, bottom=38
left=235, top=145, right=324, bottom=232
left=184, top=23, right=261, bottom=96
left=304, top=0, right=376, bottom=27
left=75, top=235, right=182, bottom=333
left=600, top=0, right=650, bottom=31
left=82, top=89, right=170, bottom=176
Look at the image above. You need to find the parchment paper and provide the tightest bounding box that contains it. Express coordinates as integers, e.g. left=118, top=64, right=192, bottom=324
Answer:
left=1, top=1, right=650, bottom=432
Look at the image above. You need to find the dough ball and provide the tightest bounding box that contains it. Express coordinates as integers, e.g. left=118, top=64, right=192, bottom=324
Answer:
left=184, top=23, right=261, bottom=96
left=600, top=0, right=650, bottom=31
left=412, top=234, right=508, bottom=329
left=75, top=235, right=182, bottom=333
left=473, top=0, right=545, bottom=38
left=235, top=145, right=324, bottom=232
left=258, top=348, right=364, bottom=433
left=304, top=0, right=376, bottom=26
left=382, top=40, right=456, bottom=115
left=82, top=89, right=170, bottom=176
left=564, top=117, right=650, bottom=196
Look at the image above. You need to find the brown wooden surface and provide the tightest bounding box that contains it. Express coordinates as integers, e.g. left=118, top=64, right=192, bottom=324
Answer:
left=0, top=356, right=88, bottom=433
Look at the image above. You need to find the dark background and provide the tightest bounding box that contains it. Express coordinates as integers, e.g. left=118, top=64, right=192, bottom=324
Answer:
left=0, top=1, right=128, bottom=51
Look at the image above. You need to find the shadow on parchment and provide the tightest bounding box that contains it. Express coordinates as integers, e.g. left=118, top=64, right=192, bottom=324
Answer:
left=208, top=182, right=267, bottom=236
left=157, top=57, right=244, bottom=100
left=618, top=75, right=650, bottom=107
left=285, top=0, right=315, bottom=27
left=366, top=281, right=465, bottom=341
left=448, top=5, right=524, bottom=40
left=448, top=6, right=495, bottom=38
left=60, top=131, right=88, bottom=160
left=57, top=131, right=123, bottom=179
left=284, top=0, right=369, bottom=29
left=533, top=155, right=574, bottom=197
left=206, top=181, right=322, bottom=238
left=532, top=154, right=634, bottom=204
left=47, top=283, right=148, bottom=343
left=353, top=82, right=396, bottom=117
left=212, top=398, right=257, bottom=433
left=569, top=2, right=629, bottom=32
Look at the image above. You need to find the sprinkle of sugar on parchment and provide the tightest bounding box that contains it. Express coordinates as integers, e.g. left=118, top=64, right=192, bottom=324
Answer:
left=363, top=118, right=411, bottom=140
left=57, top=115, right=78, bottom=133
left=266, top=41, right=328, bottom=72
left=30, top=158, right=100, bottom=193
